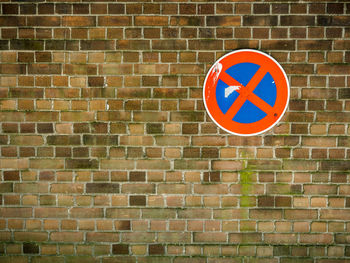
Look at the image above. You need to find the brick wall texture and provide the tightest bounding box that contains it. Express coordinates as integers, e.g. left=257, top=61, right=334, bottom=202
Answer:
left=0, top=0, right=350, bottom=262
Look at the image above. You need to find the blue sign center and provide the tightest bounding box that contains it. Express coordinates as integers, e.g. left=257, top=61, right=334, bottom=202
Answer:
left=216, top=62, right=277, bottom=124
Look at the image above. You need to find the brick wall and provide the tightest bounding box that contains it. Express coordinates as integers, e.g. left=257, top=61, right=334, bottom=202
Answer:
left=0, top=1, right=350, bottom=262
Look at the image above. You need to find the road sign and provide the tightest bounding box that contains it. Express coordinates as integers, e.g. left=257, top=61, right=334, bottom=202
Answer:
left=203, top=49, right=289, bottom=136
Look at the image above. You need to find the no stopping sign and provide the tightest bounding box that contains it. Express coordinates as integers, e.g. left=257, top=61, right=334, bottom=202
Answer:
left=203, top=49, right=289, bottom=136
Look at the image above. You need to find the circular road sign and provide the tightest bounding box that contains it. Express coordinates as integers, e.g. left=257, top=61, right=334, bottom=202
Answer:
left=203, top=49, right=289, bottom=136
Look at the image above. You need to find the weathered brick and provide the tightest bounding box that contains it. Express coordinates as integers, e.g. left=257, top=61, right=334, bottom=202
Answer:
left=135, top=16, right=168, bottom=26
left=170, top=16, right=204, bottom=26
left=229, top=233, right=262, bottom=244
left=122, top=232, right=155, bottom=243
left=280, top=16, right=315, bottom=26
left=106, top=208, right=140, bottom=219
left=86, top=183, right=119, bottom=193
left=0, top=208, right=32, bottom=218
left=30, top=159, right=64, bottom=169
left=261, top=40, right=295, bottom=50
left=101, top=160, right=134, bottom=170
left=194, top=232, right=227, bottom=242
left=50, top=232, right=83, bottom=242
left=129, top=195, right=146, bottom=206
left=0, top=2, right=349, bottom=262
left=0, top=64, right=26, bottom=74
left=264, top=234, right=297, bottom=244
left=300, top=234, right=333, bottom=244
left=28, top=64, right=61, bottom=74
left=83, top=135, right=118, bottom=145
left=15, top=232, right=48, bottom=242
left=62, top=16, right=95, bottom=26
left=174, top=160, right=209, bottom=170
left=35, top=208, right=67, bottom=218
left=66, top=159, right=98, bottom=169
left=81, top=40, right=115, bottom=50
left=47, top=135, right=80, bottom=145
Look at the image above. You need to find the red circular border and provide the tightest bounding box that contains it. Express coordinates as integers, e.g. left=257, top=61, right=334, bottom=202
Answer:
left=203, top=49, right=290, bottom=136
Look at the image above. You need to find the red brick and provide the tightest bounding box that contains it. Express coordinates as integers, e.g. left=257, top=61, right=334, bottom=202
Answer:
left=86, top=232, right=119, bottom=242
left=50, top=232, right=83, bottom=242
left=0, top=208, right=32, bottom=218
left=135, top=16, right=168, bottom=26
left=194, top=232, right=227, bottom=242
left=62, top=16, right=95, bottom=27
left=35, top=208, right=67, bottom=218
left=264, top=234, right=297, bottom=244
left=300, top=234, right=333, bottom=244
left=15, top=232, right=48, bottom=242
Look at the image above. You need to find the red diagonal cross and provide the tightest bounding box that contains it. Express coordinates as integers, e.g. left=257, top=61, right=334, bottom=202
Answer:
left=218, top=67, right=274, bottom=121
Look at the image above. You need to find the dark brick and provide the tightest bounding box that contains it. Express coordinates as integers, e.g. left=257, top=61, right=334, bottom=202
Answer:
left=45, top=40, right=65, bottom=50
left=73, top=4, right=89, bottom=14
left=115, top=221, right=131, bottom=230
left=108, top=4, right=125, bottom=14
left=74, top=123, right=90, bottom=133
left=28, top=64, right=61, bottom=75
left=149, top=244, right=165, bottom=255
left=112, top=244, right=129, bottom=255
left=27, top=16, right=60, bottom=26
left=56, top=4, right=72, bottom=14
left=321, top=161, right=350, bottom=171
left=243, top=16, right=278, bottom=26
left=203, top=172, right=220, bottom=182
left=38, top=4, right=54, bottom=14
left=0, top=135, right=8, bottom=145
left=73, top=147, right=89, bottom=158
left=20, top=123, right=35, bottom=133
left=152, top=40, right=186, bottom=50
left=327, top=3, right=344, bottom=14
left=170, top=16, right=203, bottom=26
left=280, top=16, right=315, bottom=26
left=130, top=195, right=146, bottom=206
left=129, top=171, right=146, bottom=182
left=35, top=52, right=51, bottom=62
left=81, top=40, right=115, bottom=50
left=39, top=171, right=55, bottom=181
left=37, top=123, right=53, bottom=133
left=146, top=123, right=163, bottom=134
left=274, top=246, right=291, bottom=256
left=18, top=52, right=34, bottom=62
left=9, top=88, right=43, bottom=98
left=202, top=148, right=219, bottom=158
left=66, top=159, right=99, bottom=169
left=253, top=4, right=270, bottom=14
left=91, top=123, right=108, bottom=133
left=23, top=243, right=39, bottom=254
left=0, top=183, right=13, bottom=193
left=20, top=4, right=36, bottom=14
left=47, top=135, right=81, bottom=145
left=86, top=183, right=119, bottom=193
left=2, top=123, right=18, bottom=133
left=339, top=89, right=350, bottom=99
left=317, top=15, right=350, bottom=26
left=4, top=171, right=20, bottom=181
left=56, top=147, right=71, bottom=157
left=83, top=135, right=118, bottom=145
left=88, top=77, right=104, bottom=87
left=0, top=16, right=26, bottom=26
left=206, top=16, right=240, bottom=26
left=261, top=40, right=295, bottom=50
left=2, top=4, right=18, bottom=14
left=0, top=40, right=9, bottom=50
left=258, top=196, right=274, bottom=207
